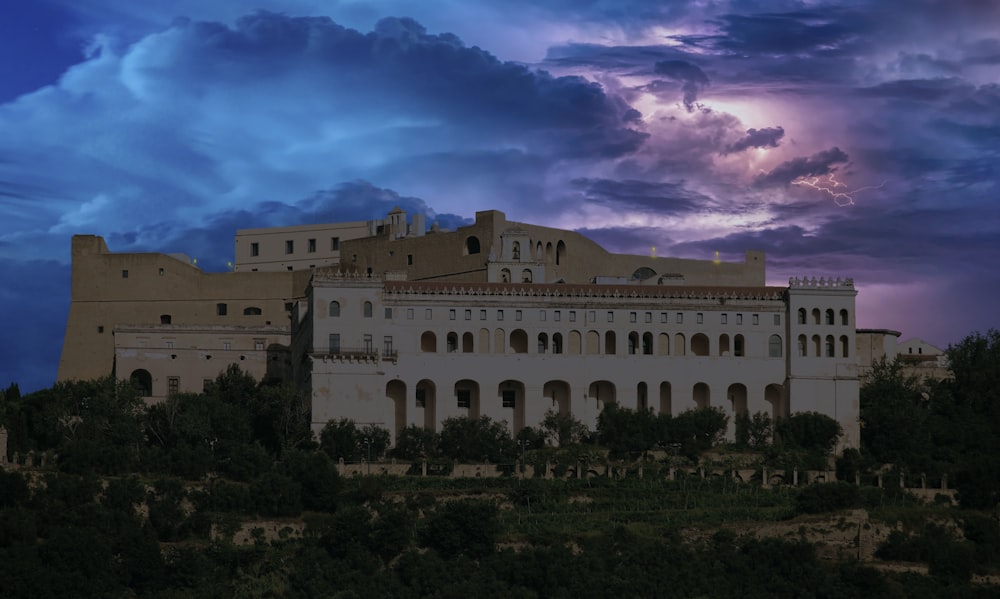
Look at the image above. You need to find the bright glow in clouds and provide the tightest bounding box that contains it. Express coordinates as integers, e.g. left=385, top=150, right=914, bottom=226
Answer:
left=1, top=1, right=999, bottom=391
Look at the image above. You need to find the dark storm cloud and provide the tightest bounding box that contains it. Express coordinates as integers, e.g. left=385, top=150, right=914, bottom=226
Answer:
left=753, top=147, right=849, bottom=188
left=858, top=78, right=975, bottom=102
left=722, top=127, right=785, bottom=154
left=572, top=177, right=712, bottom=214
left=673, top=10, right=860, bottom=56
left=653, top=60, right=709, bottom=111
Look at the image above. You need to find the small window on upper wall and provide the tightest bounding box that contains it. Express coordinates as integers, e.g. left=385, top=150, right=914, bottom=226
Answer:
left=308, top=238, right=316, bottom=253
left=364, top=301, right=373, bottom=318
left=243, top=307, right=262, bottom=316
left=122, top=270, right=129, bottom=279
left=217, top=303, right=228, bottom=316
left=676, top=313, right=683, bottom=324
left=285, top=240, right=294, bottom=254
left=251, top=242, right=259, bottom=257
left=160, top=314, right=172, bottom=324
left=697, top=313, right=704, bottom=324
left=159, top=268, right=164, bottom=276
left=753, top=314, right=759, bottom=325
left=385, top=308, right=393, bottom=319
left=407, top=254, right=413, bottom=265
left=331, top=237, right=340, bottom=251
left=330, top=301, right=340, bottom=317
left=774, top=314, right=781, bottom=326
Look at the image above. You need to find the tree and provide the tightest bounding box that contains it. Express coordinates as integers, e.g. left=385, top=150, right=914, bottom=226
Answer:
left=597, top=403, right=658, bottom=459
left=540, top=409, right=589, bottom=447
left=775, top=411, right=842, bottom=456
left=319, top=419, right=361, bottom=461
left=670, top=407, right=728, bottom=458
left=735, top=411, right=772, bottom=449
left=438, top=416, right=515, bottom=463
left=420, top=500, right=499, bottom=559
left=860, top=356, right=929, bottom=465
left=392, top=425, right=440, bottom=460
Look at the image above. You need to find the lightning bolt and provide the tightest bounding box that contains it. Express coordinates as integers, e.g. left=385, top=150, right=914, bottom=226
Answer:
left=791, top=174, right=886, bottom=207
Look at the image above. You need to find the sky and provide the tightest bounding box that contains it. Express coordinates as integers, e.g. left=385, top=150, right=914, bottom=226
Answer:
left=1, top=0, right=998, bottom=392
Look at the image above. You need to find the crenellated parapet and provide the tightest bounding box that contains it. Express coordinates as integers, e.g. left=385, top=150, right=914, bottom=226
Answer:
left=788, top=276, right=854, bottom=289
left=384, top=281, right=786, bottom=302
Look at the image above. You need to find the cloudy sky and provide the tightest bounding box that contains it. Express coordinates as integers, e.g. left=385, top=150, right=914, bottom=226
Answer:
left=2, top=1, right=998, bottom=392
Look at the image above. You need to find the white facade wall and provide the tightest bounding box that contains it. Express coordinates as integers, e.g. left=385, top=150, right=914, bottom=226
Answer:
left=305, top=275, right=860, bottom=448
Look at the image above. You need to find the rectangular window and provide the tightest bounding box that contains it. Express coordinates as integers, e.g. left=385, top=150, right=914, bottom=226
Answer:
left=223, top=342, right=231, bottom=350
left=697, top=313, right=704, bottom=324
left=385, top=307, right=392, bottom=319
left=498, top=310, right=504, bottom=321
left=588, top=310, right=596, bottom=322
left=660, top=312, right=668, bottom=323
left=97, top=325, right=105, bottom=334
left=721, top=314, right=727, bottom=325
left=753, top=314, right=759, bottom=325
left=329, top=334, right=340, bottom=353
left=608, top=311, right=614, bottom=322
left=331, top=237, right=340, bottom=251
left=253, top=339, right=264, bottom=350
left=251, top=242, right=259, bottom=257
left=676, top=313, right=683, bottom=324
left=425, top=308, right=432, bottom=319
left=449, top=309, right=456, bottom=320
left=285, top=240, right=294, bottom=254
left=407, top=308, right=414, bottom=320
left=165, top=341, right=174, bottom=349
left=457, top=389, right=471, bottom=409
left=363, top=334, right=373, bottom=353
left=540, top=310, right=546, bottom=322
left=416, top=389, right=426, bottom=408
left=464, top=309, right=472, bottom=320
left=502, top=390, right=516, bottom=408
left=158, top=268, right=164, bottom=276
left=645, top=312, right=652, bottom=323
left=737, top=313, right=743, bottom=325
left=480, top=309, right=487, bottom=320
left=217, top=303, right=227, bottom=316
left=308, top=238, right=316, bottom=253
left=515, top=310, right=522, bottom=321
left=121, top=269, right=128, bottom=279
left=569, top=311, right=577, bottom=322
left=554, top=310, right=561, bottom=322
left=630, top=311, right=637, bottom=323
left=774, top=314, right=781, bottom=326
left=167, top=377, right=179, bottom=397
left=383, top=336, right=393, bottom=354
left=407, top=254, right=413, bottom=265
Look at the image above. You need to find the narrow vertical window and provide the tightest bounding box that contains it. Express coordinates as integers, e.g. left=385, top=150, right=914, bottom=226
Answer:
left=285, top=240, right=294, bottom=254
left=250, top=242, right=259, bottom=256
left=216, top=303, right=227, bottom=316
left=331, top=237, right=340, bottom=250
left=308, top=238, right=316, bottom=253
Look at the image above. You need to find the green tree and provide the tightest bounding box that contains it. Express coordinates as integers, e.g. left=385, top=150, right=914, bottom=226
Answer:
left=860, top=356, right=929, bottom=466
left=775, top=411, right=842, bottom=455
left=420, top=500, right=499, bottom=559
left=670, top=407, right=728, bottom=458
left=439, top=416, right=515, bottom=463
left=597, top=403, right=658, bottom=459
left=392, top=425, right=440, bottom=460
left=320, top=418, right=361, bottom=461
left=540, top=409, right=589, bottom=447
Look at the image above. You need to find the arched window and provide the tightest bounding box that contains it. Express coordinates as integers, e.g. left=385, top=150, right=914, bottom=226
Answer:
left=552, top=333, right=563, bottom=354
left=719, top=334, right=730, bottom=356
left=691, top=333, right=709, bottom=356
left=363, top=301, right=373, bottom=318
left=812, top=335, right=821, bottom=356
left=605, top=331, right=616, bottom=355
left=538, top=333, right=549, bottom=353
left=243, top=306, right=262, bottom=316
left=840, top=335, right=849, bottom=358
left=825, top=309, right=834, bottom=325
left=769, top=334, right=783, bottom=358
left=521, top=269, right=533, bottom=283
left=637, top=382, right=648, bottom=411
left=462, top=332, right=474, bottom=353
left=129, top=369, right=152, bottom=397
left=447, top=332, right=458, bottom=353
left=825, top=335, right=835, bottom=357
left=510, top=329, right=528, bottom=353
left=512, top=241, right=521, bottom=260
left=628, top=332, right=639, bottom=355
left=500, top=268, right=511, bottom=283
left=421, top=331, right=437, bottom=352
left=465, top=236, right=481, bottom=255
left=812, top=308, right=821, bottom=325
left=734, top=334, right=745, bottom=357
left=556, top=240, right=566, bottom=265
left=330, top=301, right=340, bottom=317
left=840, top=309, right=849, bottom=326
left=797, top=335, right=807, bottom=357
left=642, top=332, right=653, bottom=355
left=797, top=308, right=806, bottom=325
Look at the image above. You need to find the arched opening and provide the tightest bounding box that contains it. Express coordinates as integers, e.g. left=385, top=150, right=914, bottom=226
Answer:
left=812, top=335, right=821, bottom=356
left=674, top=333, right=686, bottom=356
left=160, top=314, right=172, bottom=325
left=812, top=308, right=821, bottom=325
left=363, top=301, right=373, bottom=318
left=421, top=331, right=437, bottom=352
left=512, top=241, right=521, bottom=260
left=498, top=380, right=526, bottom=433
left=586, top=330, right=600, bottom=354
left=538, top=333, right=549, bottom=353
left=536, top=241, right=543, bottom=260
left=479, top=328, right=490, bottom=353
left=556, top=240, right=566, bottom=265
left=728, top=383, right=748, bottom=419
left=797, top=334, right=807, bottom=357
left=446, top=332, right=458, bottom=353
left=243, top=306, right=262, bottom=316
left=465, top=236, right=481, bottom=255
left=825, top=309, right=835, bottom=325
left=693, top=383, right=710, bottom=409
left=642, top=332, right=653, bottom=355
left=330, top=301, right=341, bottom=317
left=628, top=331, right=639, bottom=355
left=840, top=335, right=850, bottom=358
left=604, top=331, right=616, bottom=355
left=769, top=334, right=783, bottom=358
left=734, top=334, right=745, bottom=357
left=386, top=380, right=406, bottom=439
left=544, top=380, right=572, bottom=417
left=130, top=369, right=152, bottom=397
left=455, top=380, right=480, bottom=419
left=637, top=382, right=648, bottom=411
left=416, top=379, right=437, bottom=430
left=500, top=268, right=511, bottom=283
left=825, top=335, right=835, bottom=357
left=719, top=334, right=730, bottom=356
left=546, top=241, right=554, bottom=262
left=657, top=333, right=670, bottom=356
left=797, top=308, right=806, bottom=324
left=521, top=268, right=533, bottom=283
left=589, top=380, right=616, bottom=407
left=691, top=333, right=710, bottom=356
left=840, top=309, right=849, bottom=326
left=552, top=333, right=563, bottom=354
left=765, top=383, right=786, bottom=421
left=568, top=330, right=582, bottom=354
left=659, top=382, right=672, bottom=415
left=631, top=266, right=658, bottom=281
left=494, top=328, right=506, bottom=353
left=462, top=332, right=474, bottom=353
left=510, top=329, right=528, bottom=353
